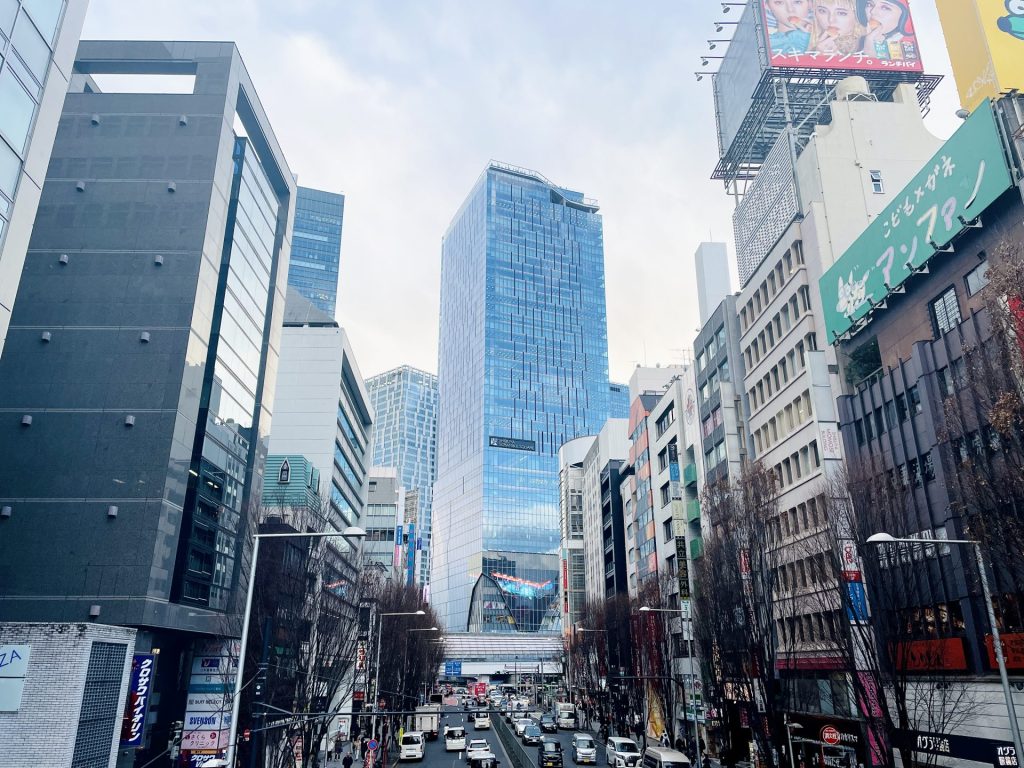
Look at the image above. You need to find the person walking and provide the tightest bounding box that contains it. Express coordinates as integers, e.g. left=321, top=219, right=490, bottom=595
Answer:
left=343, top=751, right=354, bottom=768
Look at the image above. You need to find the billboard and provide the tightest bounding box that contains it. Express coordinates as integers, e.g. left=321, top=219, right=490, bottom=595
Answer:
left=820, top=101, right=1014, bottom=341
left=936, top=0, right=1024, bottom=112
left=120, top=653, right=156, bottom=748
left=761, top=0, right=923, bottom=72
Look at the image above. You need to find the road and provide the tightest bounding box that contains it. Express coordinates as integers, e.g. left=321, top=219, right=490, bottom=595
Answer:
left=383, top=706, right=515, bottom=768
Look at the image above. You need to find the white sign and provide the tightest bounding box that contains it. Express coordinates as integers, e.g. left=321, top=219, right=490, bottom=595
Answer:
left=186, top=693, right=229, bottom=711
left=181, top=728, right=230, bottom=750
left=0, top=645, right=30, bottom=712
left=185, top=711, right=231, bottom=731
left=0, top=645, right=30, bottom=677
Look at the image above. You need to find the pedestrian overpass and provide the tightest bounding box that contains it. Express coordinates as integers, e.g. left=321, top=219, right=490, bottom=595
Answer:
left=438, top=633, right=563, bottom=680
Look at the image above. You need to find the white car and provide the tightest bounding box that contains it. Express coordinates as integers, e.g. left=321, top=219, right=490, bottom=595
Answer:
left=606, top=738, right=641, bottom=768
left=514, top=718, right=532, bottom=737
left=466, top=739, right=491, bottom=762
left=400, top=732, right=425, bottom=761
left=445, top=726, right=467, bottom=752
left=474, top=713, right=491, bottom=730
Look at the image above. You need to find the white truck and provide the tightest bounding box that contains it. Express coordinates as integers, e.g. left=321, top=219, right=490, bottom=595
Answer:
left=555, top=702, right=576, bottom=729
left=414, top=704, right=441, bottom=740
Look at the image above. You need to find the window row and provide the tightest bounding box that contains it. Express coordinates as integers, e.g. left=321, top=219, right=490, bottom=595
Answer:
left=767, top=495, right=824, bottom=544
left=695, top=324, right=727, bottom=374
left=743, top=287, right=813, bottom=373
left=753, top=390, right=813, bottom=457
left=739, top=242, right=805, bottom=334
left=698, top=359, right=731, bottom=406
left=701, top=407, right=723, bottom=440
left=655, top=403, right=675, bottom=438
left=771, top=439, right=821, bottom=491
left=704, top=439, right=727, bottom=472
left=778, top=610, right=842, bottom=646
left=775, top=552, right=830, bottom=595
left=852, top=386, right=923, bottom=446
left=748, top=336, right=812, bottom=419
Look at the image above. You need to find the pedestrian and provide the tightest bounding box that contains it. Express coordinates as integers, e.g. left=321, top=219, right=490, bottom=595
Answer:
left=660, top=731, right=669, bottom=747
left=326, top=742, right=334, bottom=762
left=360, top=737, right=368, bottom=760
left=343, top=752, right=354, bottom=768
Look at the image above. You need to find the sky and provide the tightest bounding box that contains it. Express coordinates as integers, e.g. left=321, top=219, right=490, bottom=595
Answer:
left=82, top=1, right=963, bottom=383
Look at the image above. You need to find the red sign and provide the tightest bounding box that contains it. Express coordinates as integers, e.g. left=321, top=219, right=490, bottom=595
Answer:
left=822, top=725, right=842, bottom=746
left=892, top=638, right=968, bottom=672
left=354, top=691, right=365, bottom=701
left=985, top=633, right=1024, bottom=671
left=759, top=0, right=924, bottom=73
left=474, top=682, right=487, bottom=697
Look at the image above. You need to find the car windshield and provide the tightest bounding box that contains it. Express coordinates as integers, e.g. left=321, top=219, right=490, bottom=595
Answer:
left=618, top=742, right=639, bottom=754
left=577, top=739, right=594, bottom=749
left=542, top=743, right=560, bottom=752
left=469, top=741, right=488, bottom=749
left=525, top=726, right=540, bottom=735
left=402, top=736, right=421, bottom=745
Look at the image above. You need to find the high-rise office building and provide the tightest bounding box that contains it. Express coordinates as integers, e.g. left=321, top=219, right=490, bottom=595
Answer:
left=286, top=185, right=344, bottom=316
left=432, top=161, right=611, bottom=633
left=0, top=0, right=89, bottom=358
left=366, top=365, right=438, bottom=587
left=608, top=381, right=630, bottom=419
left=0, top=42, right=294, bottom=761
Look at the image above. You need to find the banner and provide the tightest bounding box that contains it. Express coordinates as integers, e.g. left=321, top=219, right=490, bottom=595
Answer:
left=761, top=0, right=923, bottom=72
left=120, top=653, right=156, bottom=748
left=937, top=0, right=1024, bottom=111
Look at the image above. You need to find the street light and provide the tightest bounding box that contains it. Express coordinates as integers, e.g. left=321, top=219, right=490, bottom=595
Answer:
left=226, top=526, right=366, bottom=768
left=784, top=720, right=803, bottom=768
left=371, top=609, right=427, bottom=741
left=866, top=532, right=1024, bottom=763
left=402, top=628, right=439, bottom=709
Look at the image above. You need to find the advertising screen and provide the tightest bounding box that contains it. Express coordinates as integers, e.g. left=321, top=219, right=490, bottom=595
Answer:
left=761, top=0, right=924, bottom=72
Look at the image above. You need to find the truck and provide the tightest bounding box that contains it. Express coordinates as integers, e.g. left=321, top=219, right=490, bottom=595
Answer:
left=555, top=702, right=576, bottom=730
left=414, top=703, right=441, bottom=740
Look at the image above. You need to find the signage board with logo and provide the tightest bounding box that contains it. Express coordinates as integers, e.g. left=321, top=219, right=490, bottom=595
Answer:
left=488, top=436, right=536, bottom=452
left=937, top=0, right=1024, bottom=112
left=444, top=661, right=462, bottom=676
left=0, top=644, right=30, bottom=713
left=894, top=728, right=1019, bottom=766
left=182, top=640, right=234, bottom=756
left=120, top=653, right=156, bottom=747
left=820, top=102, right=1013, bottom=342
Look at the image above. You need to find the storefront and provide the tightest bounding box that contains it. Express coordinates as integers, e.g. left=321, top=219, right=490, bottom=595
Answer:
left=788, top=714, right=867, bottom=768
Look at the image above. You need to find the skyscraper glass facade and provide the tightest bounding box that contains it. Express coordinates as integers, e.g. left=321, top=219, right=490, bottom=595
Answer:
left=608, top=381, right=630, bottom=419
left=365, top=365, right=438, bottom=587
left=432, top=162, right=611, bottom=632
left=286, top=186, right=344, bottom=316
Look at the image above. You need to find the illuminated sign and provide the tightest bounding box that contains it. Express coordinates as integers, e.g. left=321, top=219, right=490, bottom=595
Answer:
left=760, top=0, right=923, bottom=72
left=820, top=101, right=1013, bottom=342
left=121, top=654, right=156, bottom=748
left=490, top=571, right=556, bottom=598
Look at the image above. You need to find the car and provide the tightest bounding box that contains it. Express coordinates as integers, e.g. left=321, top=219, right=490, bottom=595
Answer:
left=445, top=726, right=467, bottom=752
left=474, top=713, right=492, bottom=730
left=538, top=738, right=564, bottom=768
left=571, top=734, right=597, bottom=765
left=527, top=710, right=544, bottom=722
left=606, top=738, right=641, bottom=768
left=515, top=718, right=533, bottom=736
left=522, top=724, right=542, bottom=746
left=539, top=714, right=558, bottom=733
left=640, top=746, right=690, bottom=768
left=400, top=732, right=425, bottom=762
left=466, top=739, right=492, bottom=763
left=470, top=754, right=501, bottom=768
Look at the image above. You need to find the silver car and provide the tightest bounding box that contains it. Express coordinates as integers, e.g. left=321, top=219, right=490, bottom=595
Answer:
left=572, top=733, right=597, bottom=765
left=606, top=738, right=641, bottom=768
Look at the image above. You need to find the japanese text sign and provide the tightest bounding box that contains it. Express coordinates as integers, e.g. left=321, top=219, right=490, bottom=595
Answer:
left=821, top=101, right=1013, bottom=341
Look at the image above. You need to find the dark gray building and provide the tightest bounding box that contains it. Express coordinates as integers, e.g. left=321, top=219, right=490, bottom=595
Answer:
left=0, top=41, right=294, bottom=762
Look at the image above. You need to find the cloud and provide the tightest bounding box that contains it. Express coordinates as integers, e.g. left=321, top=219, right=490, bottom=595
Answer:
left=81, top=0, right=961, bottom=383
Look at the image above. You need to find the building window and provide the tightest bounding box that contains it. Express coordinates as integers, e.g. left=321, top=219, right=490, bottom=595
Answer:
left=965, top=257, right=989, bottom=296
left=278, top=459, right=290, bottom=484
left=663, top=519, right=673, bottom=542
left=660, top=483, right=671, bottom=507
left=930, top=287, right=962, bottom=336
left=869, top=170, right=884, bottom=194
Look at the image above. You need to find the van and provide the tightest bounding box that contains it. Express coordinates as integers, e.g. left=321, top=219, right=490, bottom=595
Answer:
left=400, top=732, right=425, bottom=762
left=641, top=746, right=690, bottom=768
left=445, top=726, right=467, bottom=752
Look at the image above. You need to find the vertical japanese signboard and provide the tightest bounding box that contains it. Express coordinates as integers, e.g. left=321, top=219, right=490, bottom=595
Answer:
left=821, top=101, right=1013, bottom=341
left=120, top=653, right=156, bottom=747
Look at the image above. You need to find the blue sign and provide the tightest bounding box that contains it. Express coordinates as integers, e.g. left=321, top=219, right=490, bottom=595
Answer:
left=120, top=653, right=156, bottom=747
left=444, top=661, right=462, bottom=676
left=846, top=581, right=869, bottom=622
left=368, top=739, right=380, bottom=752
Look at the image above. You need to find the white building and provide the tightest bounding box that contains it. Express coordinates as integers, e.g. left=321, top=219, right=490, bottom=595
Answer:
left=558, top=436, right=594, bottom=634
left=0, top=1, right=89, bottom=359
left=581, top=419, right=630, bottom=606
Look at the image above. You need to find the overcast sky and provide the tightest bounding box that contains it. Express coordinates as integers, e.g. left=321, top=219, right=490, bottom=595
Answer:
left=82, top=1, right=962, bottom=383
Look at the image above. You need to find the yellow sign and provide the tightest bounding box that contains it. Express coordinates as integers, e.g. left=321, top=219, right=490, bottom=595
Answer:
left=936, top=0, right=1024, bottom=112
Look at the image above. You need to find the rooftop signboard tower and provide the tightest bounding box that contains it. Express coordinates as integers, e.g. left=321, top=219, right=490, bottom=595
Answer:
left=706, top=0, right=941, bottom=284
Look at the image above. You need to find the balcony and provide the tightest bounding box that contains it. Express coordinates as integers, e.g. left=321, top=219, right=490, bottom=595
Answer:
left=683, top=463, right=698, bottom=487
left=689, top=536, right=704, bottom=560
left=686, top=499, right=701, bottom=525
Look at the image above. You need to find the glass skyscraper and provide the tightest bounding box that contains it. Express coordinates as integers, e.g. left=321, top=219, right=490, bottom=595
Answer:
left=432, top=162, right=611, bottom=633
left=365, top=365, right=439, bottom=587
left=286, top=186, right=344, bottom=316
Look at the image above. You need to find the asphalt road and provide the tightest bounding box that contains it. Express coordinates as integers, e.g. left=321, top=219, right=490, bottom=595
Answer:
left=385, top=706, right=514, bottom=768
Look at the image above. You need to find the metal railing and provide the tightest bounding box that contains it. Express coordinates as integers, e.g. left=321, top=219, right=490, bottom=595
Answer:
left=492, top=708, right=537, bottom=768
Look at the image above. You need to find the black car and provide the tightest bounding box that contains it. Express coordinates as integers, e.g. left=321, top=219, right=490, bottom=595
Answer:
left=522, top=725, right=542, bottom=746
left=538, top=739, right=563, bottom=768
left=539, top=714, right=558, bottom=733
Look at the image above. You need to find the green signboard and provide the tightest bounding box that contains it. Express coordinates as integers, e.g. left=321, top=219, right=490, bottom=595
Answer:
left=820, top=101, right=1013, bottom=342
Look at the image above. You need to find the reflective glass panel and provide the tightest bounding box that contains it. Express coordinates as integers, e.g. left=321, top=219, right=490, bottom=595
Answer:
left=0, top=66, right=34, bottom=152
